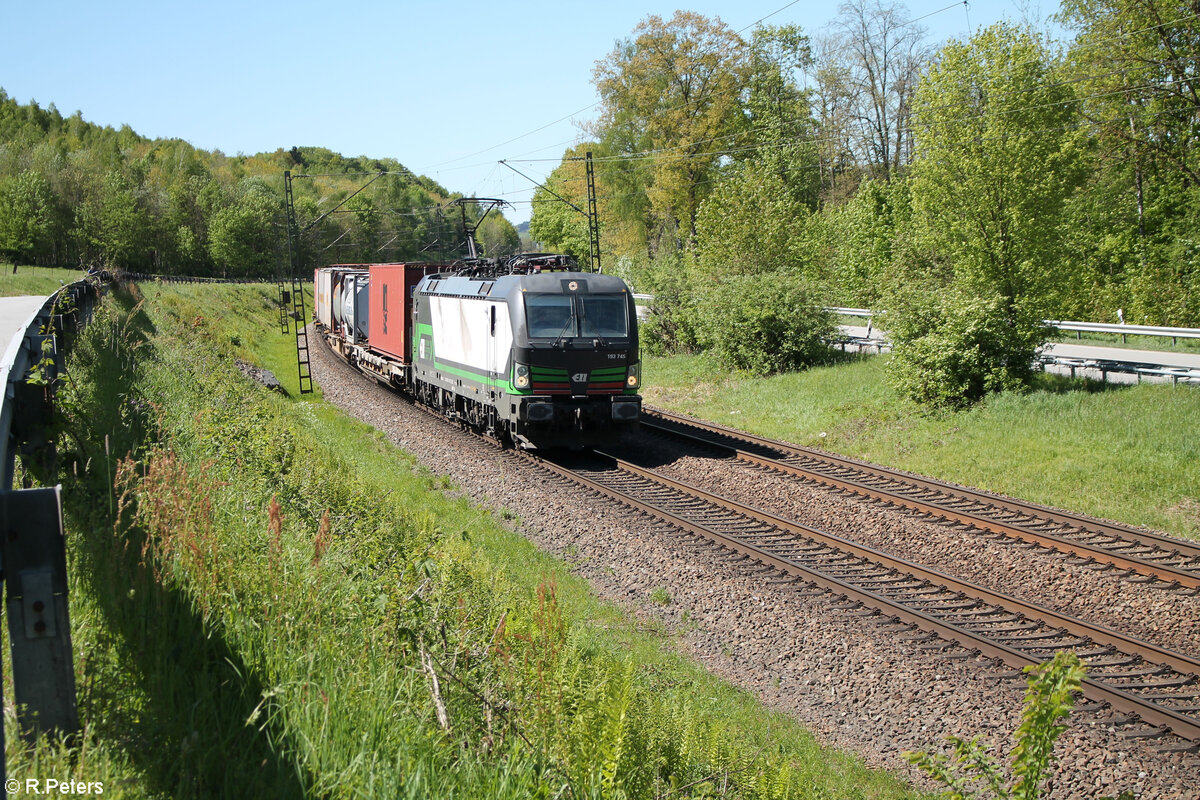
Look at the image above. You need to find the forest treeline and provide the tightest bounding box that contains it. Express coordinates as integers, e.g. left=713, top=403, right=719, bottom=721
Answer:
left=529, top=1, right=1199, bottom=404
left=0, top=93, right=520, bottom=277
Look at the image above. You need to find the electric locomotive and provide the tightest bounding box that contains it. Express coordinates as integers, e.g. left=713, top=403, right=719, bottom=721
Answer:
left=314, top=253, right=642, bottom=449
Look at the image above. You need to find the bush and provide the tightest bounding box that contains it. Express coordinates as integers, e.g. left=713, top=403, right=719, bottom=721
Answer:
left=695, top=272, right=835, bottom=375
left=887, top=289, right=1049, bottom=409
left=637, top=251, right=704, bottom=356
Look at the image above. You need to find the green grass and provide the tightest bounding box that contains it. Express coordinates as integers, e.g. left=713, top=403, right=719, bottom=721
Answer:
left=643, top=352, right=1200, bottom=540
left=0, top=264, right=91, bottom=297
left=4, top=284, right=919, bottom=798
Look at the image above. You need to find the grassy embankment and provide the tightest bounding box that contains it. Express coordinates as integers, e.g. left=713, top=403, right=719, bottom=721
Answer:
left=0, top=265, right=91, bottom=298
left=3, top=279, right=917, bottom=799
left=643, top=353, right=1200, bottom=541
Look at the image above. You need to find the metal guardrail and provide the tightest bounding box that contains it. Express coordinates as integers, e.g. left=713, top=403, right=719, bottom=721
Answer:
left=1046, top=319, right=1200, bottom=346
left=0, top=277, right=107, bottom=789
left=118, top=271, right=266, bottom=284
left=827, top=306, right=875, bottom=318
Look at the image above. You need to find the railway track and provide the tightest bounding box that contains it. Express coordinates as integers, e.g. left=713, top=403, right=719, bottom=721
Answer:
left=531, top=447, right=1200, bottom=749
left=333, top=343, right=1200, bottom=747
left=312, top=335, right=1200, bottom=791
left=642, top=409, right=1200, bottom=592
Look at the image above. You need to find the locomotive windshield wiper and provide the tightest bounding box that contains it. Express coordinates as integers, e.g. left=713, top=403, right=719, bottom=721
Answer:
left=579, top=307, right=607, bottom=348
left=552, top=309, right=576, bottom=349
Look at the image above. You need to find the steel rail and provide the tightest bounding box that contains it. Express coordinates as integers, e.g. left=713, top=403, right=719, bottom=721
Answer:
left=597, top=452, right=1200, bottom=677
left=643, top=409, right=1200, bottom=590
left=320, top=337, right=1200, bottom=741
left=530, top=449, right=1200, bottom=742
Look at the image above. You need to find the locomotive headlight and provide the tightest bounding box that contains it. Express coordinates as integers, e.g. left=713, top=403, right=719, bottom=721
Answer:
left=625, top=362, right=641, bottom=389
left=514, top=363, right=531, bottom=389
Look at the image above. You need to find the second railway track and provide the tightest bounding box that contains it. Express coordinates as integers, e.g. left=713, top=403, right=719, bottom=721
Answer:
left=310, top=329, right=1200, bottom=791
left=641, top=408, right=1200, bottom=592
left=533, top=447, right=1200, bottom=749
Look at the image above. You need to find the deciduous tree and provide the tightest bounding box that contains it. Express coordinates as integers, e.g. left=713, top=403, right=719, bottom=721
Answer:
left=889, top=23, right=1085, bottom=407
left=592, top=11, right=748, bottom=250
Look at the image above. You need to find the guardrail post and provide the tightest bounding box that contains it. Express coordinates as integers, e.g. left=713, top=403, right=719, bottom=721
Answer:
left=1, top=485, right=78, bottom=739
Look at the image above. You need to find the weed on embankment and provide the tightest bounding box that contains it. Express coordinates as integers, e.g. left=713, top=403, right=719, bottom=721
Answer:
left=4, top=283, right=919, bottom=798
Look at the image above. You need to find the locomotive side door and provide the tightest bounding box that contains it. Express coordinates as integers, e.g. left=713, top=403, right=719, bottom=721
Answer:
left=487, top=303, right=497, bottom=399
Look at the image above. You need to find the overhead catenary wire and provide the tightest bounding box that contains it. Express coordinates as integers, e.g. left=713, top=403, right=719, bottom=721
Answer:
left=487, top=7, right=1200, bottom=189
left=497, top=100, right=1200, bottom=215
left=424, top=0, right=975, bottom=206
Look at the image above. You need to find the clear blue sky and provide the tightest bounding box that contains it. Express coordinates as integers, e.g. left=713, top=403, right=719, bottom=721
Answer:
left=1, top=0, right=1047, bottom=225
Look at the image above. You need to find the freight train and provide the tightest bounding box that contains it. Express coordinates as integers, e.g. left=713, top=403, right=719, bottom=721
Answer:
left=313, top=254, right=642, bottom=448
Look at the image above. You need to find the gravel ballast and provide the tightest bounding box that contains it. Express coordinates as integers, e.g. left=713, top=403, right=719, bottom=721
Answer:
left=307, top=333, right=1200, bottom=799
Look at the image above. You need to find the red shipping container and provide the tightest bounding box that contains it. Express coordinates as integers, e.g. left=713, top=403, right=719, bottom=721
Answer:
left=368, top=263, right=444, bottom=363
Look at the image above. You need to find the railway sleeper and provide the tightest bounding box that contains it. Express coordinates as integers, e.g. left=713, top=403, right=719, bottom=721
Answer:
left=907, top=598, right=981, bottom=613
left=1083, top=654, right=1145, bottom=669
left=1071, top=699, right=1109, bottom=713
left=787, top=584, right=829, bottom=595
left=821, top=565, right=886, bottom=578
left=963, top=615, right=1029, bottom=629
left=885, top=585, right=944, bottom=599
left=1110, top=676, right=1197, bottom=690
left=1092, top=666, right=1173, bottom=680
left=1070, top=644, right=1122, bottom=659
left=990, top=627, right=1075, bottom=643
left=831, top=570, right=895, bottom=583
left=856, top=576, right=927, bottom=589
left=936, top=605, right=1006, bottom=620
left=1022, top=641, right=1104, bottom=659
left=929, top=648, right=976, bottom=660
left=1118, top=725, right=1170, bottom=740
left=916, top=639, right=956, bottom=652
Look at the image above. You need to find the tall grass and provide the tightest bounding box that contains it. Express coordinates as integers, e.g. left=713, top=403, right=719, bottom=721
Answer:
left=643, top=353, right=1200, bottom=540
left=4, top=284, right=918, bottom=798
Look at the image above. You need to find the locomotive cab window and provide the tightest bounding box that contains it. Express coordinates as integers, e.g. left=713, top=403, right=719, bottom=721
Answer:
left=525, top=294, right=629, bottom=339
left=579, top=295, right=628, bottom=338
left=525, top=295, right=575, bottom=338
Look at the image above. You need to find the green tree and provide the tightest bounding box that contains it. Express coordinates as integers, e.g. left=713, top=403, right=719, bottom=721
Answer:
left=909, top=23, right=1084, bottom=304
left=529, top=147, right=591, bottom=261
left=79, top=170, right=151, bottom=269
left=695, top=161, right=809, bottom=279
left=694, top=272, right=834, bottom=375
left=208, top=180, right=281, bottom=277
left=592, top=11, right=748, bottom=250
left=347, top=193, right=381, bottom=262
left=814, top=176, right=913, bottom=307
left=742, top=25, right=821, bottom=208
left=0, top=170, right=56, bottom=265
left=890, top=23, right=1085, bottom=407
left=1057, top=0, right=1200, bottom=325
left=478, top=214, right=520, bottom=259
